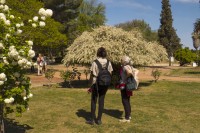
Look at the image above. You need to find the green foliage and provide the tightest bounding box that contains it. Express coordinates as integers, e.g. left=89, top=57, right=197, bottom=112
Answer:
left=42, top=0, right=82, bottom=45
left=44, top=68, right=55, bottom=83
left=59, top=67, right=81, bottom=87
left=151, top=69, right=161, bottom=82
left=7, top=0, right=68, bottom=57
left=116, top=19, right=158, bottom=42
left=158, top=0, right=181, bottom=57
left=174, top=47, right=197, bottom=66
left=60, top=70, right=72, bottom=83
left=42, top=0, right=106, bottom=45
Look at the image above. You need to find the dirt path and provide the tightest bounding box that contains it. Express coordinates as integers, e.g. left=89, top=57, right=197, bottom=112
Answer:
left=29, top=64, right=200, bottom=88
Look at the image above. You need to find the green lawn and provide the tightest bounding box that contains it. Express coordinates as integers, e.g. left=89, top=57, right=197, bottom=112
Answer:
left=6, top=81, right=200, bottom=133
left=167, top=67, right=200, bottom=78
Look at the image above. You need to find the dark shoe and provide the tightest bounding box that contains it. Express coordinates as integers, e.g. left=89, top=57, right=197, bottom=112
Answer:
left=95, top=120, right=102, bottom=125
left=86, top=120, right=94, bottom=125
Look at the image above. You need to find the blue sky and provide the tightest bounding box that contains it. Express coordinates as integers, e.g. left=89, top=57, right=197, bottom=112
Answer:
left=98, top=0, right=200, bottom=49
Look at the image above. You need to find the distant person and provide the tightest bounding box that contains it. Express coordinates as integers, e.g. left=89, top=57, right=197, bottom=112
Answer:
left=118, top=56, right=139, bottom=123
left=36, top=53, right=44, bottom=75
left=42, top=55, right=47, bottom=73
left=86, top=47, right=113, bottom=125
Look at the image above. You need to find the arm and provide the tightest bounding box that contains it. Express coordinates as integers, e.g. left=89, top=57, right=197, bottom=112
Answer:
left=124, top=65, right=133, bottom=77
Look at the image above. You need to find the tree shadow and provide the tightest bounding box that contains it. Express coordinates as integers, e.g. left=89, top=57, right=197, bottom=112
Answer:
left=103, top=109, right=123, bottom=119
left=4, top=118, right=33, bottom=133
left=184, top=72, right=200, bottom=75
left=138, top=80, right=153, bottom=88
left=59, top=80, right=90, bottom=88
left=76, top=109, right=91, bottom=120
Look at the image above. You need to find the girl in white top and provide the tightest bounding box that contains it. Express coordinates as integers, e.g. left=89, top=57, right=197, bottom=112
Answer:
left=86, top=47, right=113, bottom=125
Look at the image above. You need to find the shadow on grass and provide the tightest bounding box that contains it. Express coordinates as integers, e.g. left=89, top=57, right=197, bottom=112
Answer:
left=103, top=109, right=123, bottom=119
left=59, top=80, right=90, bottom=88
left=4, top=118, right=33, bottom=133
left=76, top=109, right=91, bottom=120
left=76, top=108, right=123, bottom=120
left=138, top=80, right=153, bottom=88
left=184, top=71, right=200, bottom=75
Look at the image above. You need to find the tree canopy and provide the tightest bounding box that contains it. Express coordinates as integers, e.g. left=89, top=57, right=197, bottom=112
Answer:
left=41, top=0, right=106, bottom=45
left=63, top=26, right=168, bottom=66
left=7, top=0, right=67, bottom=57
left=116, top=19, right=158, bottom=42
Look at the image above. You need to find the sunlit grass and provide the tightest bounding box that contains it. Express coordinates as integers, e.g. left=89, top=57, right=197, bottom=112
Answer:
left=168, top=67, right=200, bottom=78
left=6, top=81, right=200, bottom=133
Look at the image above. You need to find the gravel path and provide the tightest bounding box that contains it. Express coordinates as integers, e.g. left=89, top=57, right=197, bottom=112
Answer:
left=29, top=64, right=200, bottom=88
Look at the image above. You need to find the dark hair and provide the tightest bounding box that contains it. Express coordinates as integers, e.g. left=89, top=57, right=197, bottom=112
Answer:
left=97, top=47, right=107, bottom=58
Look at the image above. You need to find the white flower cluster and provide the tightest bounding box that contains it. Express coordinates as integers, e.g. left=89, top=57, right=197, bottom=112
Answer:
left=0, top=0, right=5, bottom=4
left=29, top=8, right=53, bottom=28
left=0, top=1, right=10, bottom=26
left=27, top=40, right=33, bottom=46
left=8, top=46, right=19, bottom=60
left=23, top=93, right=33, bottom=100
left=63, top=26, right=168, bottom=66
left=4, top=97, right=14, bottom=104
left=2, top=57, right=9, bottom=64
left=0, top=73, right=7, bottom=85
left=0, top=12, right=10, bottom=25
left=28, top=49, right=35, bottom=58
left=38, top=8, right=53, bottom=17
left=0, top=4, right=9, bottom=12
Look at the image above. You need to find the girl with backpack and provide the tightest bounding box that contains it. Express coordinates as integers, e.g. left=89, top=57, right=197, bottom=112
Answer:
left=86, top=47, right=113, bottom=125
left=118, top=56, right=139, bottom=123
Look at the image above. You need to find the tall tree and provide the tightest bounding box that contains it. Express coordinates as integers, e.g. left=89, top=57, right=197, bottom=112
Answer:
left=41, top=0, right=83, bottom=45
left=116, top=19, right=158, bottom=42
left=41, top=0, right=83, bottom=23
left=192, top=19, right=200, bottom=66
left=41, top=0, right=106, bottom=45
left=192, top=19, right=200, bottom=50
left=158, top=0, right=181, bottom=66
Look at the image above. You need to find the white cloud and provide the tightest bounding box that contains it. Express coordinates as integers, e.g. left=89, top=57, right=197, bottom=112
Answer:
left=173, top=0, right=199, bottom=3
left=99, top=0, right=152, bottom=10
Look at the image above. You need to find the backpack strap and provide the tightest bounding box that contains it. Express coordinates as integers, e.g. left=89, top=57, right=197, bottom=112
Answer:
left=105, top=60, right=109, bottom=70
left=94, top=59, right=103, bottom=71
left=95, top=59, right=109, bottom=70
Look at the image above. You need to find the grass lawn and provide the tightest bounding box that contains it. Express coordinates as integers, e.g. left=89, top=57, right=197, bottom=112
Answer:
left=167, top=67, right=200, bottom=78
left=5, top=81, right=200, bottom=133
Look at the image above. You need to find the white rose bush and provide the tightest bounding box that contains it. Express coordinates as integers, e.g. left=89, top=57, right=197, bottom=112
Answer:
left=0, top=0, right=53, bottom=128
left=63, top=26, right=168, bottom=66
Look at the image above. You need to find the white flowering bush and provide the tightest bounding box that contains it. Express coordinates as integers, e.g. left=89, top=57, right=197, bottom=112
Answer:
left=0, top=0, right=52, bottom=117
left=63, top=26, right=168, bottom=66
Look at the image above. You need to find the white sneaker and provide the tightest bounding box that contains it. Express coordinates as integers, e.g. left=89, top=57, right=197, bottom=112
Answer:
left=119, top=119, right=130, bottom=123
left=121, top=116, right=131, bottom=120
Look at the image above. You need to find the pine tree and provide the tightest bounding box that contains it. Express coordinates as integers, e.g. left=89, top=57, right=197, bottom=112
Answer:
left=158, top=0, right=181, bottom=66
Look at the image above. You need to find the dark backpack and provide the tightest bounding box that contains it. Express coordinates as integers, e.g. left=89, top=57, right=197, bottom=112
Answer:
left=95, top=59, right=111, bottom=86
left=126, top=76, right=137, bottom=91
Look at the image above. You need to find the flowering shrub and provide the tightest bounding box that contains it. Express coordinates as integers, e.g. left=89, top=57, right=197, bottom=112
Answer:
left=63, top=26, right=168, bottom=66
left=0, top=0, right=52, bottom=116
